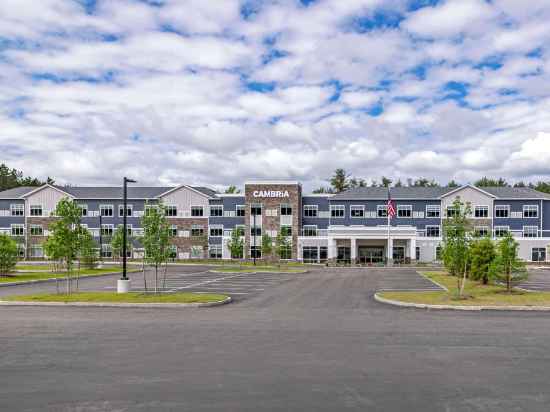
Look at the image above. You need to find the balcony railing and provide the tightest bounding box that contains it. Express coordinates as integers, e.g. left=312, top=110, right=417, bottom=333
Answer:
left=300, top=229, right=328, bottom=237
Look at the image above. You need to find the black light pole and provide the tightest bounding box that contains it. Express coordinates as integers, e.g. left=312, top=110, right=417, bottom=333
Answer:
left=253, top=209, right=256, bottom=266
left=122, top=177, right=137, bottom=280
left=99, top=214, right=103, bottom=262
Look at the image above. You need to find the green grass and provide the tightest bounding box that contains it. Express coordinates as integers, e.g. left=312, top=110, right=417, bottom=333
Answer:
left=379, top=271, right=550, bottom=307
left=0, top=267, right=135, bottom=283
left=2, top=291, right=227, bottom=304
left=213, top=265, right=306, bottom=273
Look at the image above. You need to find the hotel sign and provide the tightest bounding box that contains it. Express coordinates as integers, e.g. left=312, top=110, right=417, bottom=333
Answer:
left=252, top=190, right=290, bottom=198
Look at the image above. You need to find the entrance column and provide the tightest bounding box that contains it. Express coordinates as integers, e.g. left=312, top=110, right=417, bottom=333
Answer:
left=350, top=238, right=356, bottom=264
left=328, top=238, right=337, bottom=261
left=409, top=237, right=416, bottom=263
left=386, top=237, right=393, bottom=266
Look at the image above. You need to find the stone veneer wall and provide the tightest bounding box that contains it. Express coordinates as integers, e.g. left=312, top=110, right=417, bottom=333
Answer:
left=166, top=217, right=209, bottom=257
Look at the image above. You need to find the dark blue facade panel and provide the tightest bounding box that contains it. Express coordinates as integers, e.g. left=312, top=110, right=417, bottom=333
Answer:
left=494, top=200, right=542, bottom=231
left=544, top=200, right=550, bottom=232
left=0, top=199, right=26, bottom=225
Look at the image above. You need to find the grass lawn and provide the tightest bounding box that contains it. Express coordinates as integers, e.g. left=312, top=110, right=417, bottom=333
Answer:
left=2, top=291, right=227, bottom=304
left=379, top=271, right=550, bottom=307
left=213, top=265, right=306, bottom=273
left=0, top=267, right=136, bottom=283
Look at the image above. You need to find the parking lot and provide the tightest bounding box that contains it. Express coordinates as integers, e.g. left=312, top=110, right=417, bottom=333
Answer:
left=518, top=268, right=550, bottom=291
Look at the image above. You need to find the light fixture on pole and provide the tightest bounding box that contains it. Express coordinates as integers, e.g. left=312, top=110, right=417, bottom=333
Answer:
left=118, top=177, right=136, bottom=293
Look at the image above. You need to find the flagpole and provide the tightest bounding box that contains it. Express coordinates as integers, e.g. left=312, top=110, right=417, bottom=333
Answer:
left=387, top=188, right=390, bottom=266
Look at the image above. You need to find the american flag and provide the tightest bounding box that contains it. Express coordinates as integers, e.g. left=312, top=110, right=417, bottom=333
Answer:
left=387, top=190, right=396, bottom=219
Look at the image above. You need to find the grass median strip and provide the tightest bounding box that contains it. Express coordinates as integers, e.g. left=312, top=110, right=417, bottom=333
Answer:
left=2, top=291, right=228, bottom=304
left=0, top=268, right=138, bottom=283
left=379, top=271, right=550, bottom=307
left=213, top=266, right=305, bottom=273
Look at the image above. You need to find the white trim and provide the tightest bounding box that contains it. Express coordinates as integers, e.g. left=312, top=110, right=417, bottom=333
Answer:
left=190, top=205, right=204, bottom=217
left=350, top=204, right=365, bottom=218
left=494, top=225, right=510, bottom=237
left=425, top=225, right=440, bottom=237
left=303, top=204, right=319, bottom=217
left=330, top=204, right=345, bottom=218
left=156, top=184, right=215, bottom=200
left=20, top=184, right=74, bottom=199
left=523, top=204, right=539, bottom=218
left=397, top=204, right=412, bottom=218
left=473, top=205, right=489, bottom=219
left=439, top=184, right=497, bottom=199
left=523, top=225, right=538, bottom=237
left=425, top=204, right=440, bottom=218
left=494, top=204, right=510, bottom=218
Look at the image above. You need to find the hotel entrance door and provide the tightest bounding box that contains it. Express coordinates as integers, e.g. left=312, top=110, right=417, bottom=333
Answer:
left=358, top=246, right=385, bottom=264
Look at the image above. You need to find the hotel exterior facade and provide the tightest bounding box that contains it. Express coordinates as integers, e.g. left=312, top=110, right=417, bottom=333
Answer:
left=1, top=181, right=549, bottom=263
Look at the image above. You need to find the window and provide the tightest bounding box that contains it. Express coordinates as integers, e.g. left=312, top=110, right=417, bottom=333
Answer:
left=169, top=225, right=177, bottom=237
left=10, top=204, right=24, bottom=216
left=209, top=245, right=222, bottom=259
left=303, top=225, right=318, bottom=236
left=494, top=226, right=509, bottom=237
left=250, top=246, right=261, bottom=259
left=30, top=225, right=43, bottom=236
left=415, top=246, right=420, bottom=261
left=30, top=205, right=43, bottom=216
left=101, top=244, right=112, bottom=258
left=446, top=206, right=458, bottom=218
left=279, top=245, right=292, bottom=260
left=100, top=205, right=113, bottom=217
left=165, top=205, right=177, bottom=217
left=532, top=248, right=546, bottom=262
left=210, top=205, right=223, bottom=217
left=210, top=226, right=223, bottom=237
left=101, top=224, right=113, bottom=236
left=319, top=246, right=328, bottom=262
left=474, top=206, right=489, bottom=218
left=29, top=245, right=44, bottom=258
left=523, top=205, right=538, bottom=218
left=426, top=225, right=440, bottom=237
left=118, top=204, right=133, bottom=217
left=426, top=205, right=440, bottom=218
left=435, top=246, right=442, bottom=261
left=350, top=205, right=364, bottom=218
left=330, top=205, right=345, bottom=218
left=250, top=204, right=262, bottom=216
left=11, top=224, right=24, bottom=236
left=523, top=226, right=538, bottom=238
left=145, top=204, right=158, bottom=216
left=474, top=226, right=489, bottom=237
left=250, top=226, right=262, bottom=236
left=397, top=205, right=412, bottom=218
left=280, top=226, right=292, bottom=236
left=304, top=205, right=318, bottom=217
left=302, top=246, right=319, bottom=263
left=79, top=204, right=88, bottom=217
left=168, top=245, right=177, bottom=259
left=191, top=225, right=204, bottom=237
left=495, top=205, right=509, bottom=218
left=280, top=204, right=292, bottom=215
left=377, top=205, right=387, bottom=218
left=17, top=245, right=25, bottom=258
left=236, top=205, right=246, bottom=217
left=191, top=206, right=203, bottom=217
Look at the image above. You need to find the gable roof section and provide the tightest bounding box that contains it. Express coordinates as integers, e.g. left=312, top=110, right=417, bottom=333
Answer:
left=439, top=184, right=497, bottom=199
left=332, top=186, right=454, bottom=200
left=58, top=186, right=172, bottom=199
left=156, top=184, right=218, bottom=200
left=482, top=186, right=550, bottom=199
left=22, top=184, right=74, bottom=199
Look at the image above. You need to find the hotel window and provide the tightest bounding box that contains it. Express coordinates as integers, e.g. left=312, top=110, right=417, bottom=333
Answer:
left=523, top=226, right=538, bottom=238
left=119, top=204, right=133, bottom=217
left=250, top=204, right=262, bottom=216
left=436, top=246, right=442, bottom=261
left=79, top=204, right=88, bottom=217
left=250, top=246, right=261, bottom=259
left=209, top=245, right=223, bottom=259
left=426, top=205, right=440, bottom=218
left=10, top=204, right=24, bottom=216
left=236, top=205, right=246, bottom=217
left=30, top=205, right=43, bottom=216
left=169, top=225, right=177, bottom=237
left=210, top=226, right=223, bottom=237
left=191, top=206, right=204, bottom=217
left=250, top=226, right=262, bottom=236
left=474, top=226, right=489, bottom=237
left=30, top=225, right=43, bottom=236
left=494, top=226, right=509, bottom=237
left=100, top=205, right=113, bottom=217
left=167, top=245, right=177, bottom=259
left=210, top=205, right=223, bottom=217
left=474, top=206, right=489, bottom=218
left=29, top=245, right=44, bottom=258
left=377, top=205, right=387, bottom=218
left=280, top=226, right=292, bottom=236
left=397, top=205, right=412, bottom=218
left=350, top=205, right=364, bottom=218
left=191, top=225, right=204, bottom=237
left=11, top=224, right=24, bottom=236
left=446, top=206, right=459, bottom=218
left=101, top=224, right=113, bottom=236
left=17, top=245, right=25, bottom=258
left=415, top=246, right=420, bottom=261
left=330, top=205, right=345, bottom=218
left=523, top=205, right=538, bottom=218
left=280, top=204, right=292, bottom=215
left=426, top=225, right=440, bottom=237
left=165, top=205, right=177, bottom=217
left=303, top=225, right=318, bottom=236
left=303, top=205, right=318, bottom=217
left=532, top=248, right=546, bottom=262
left=495, top=205, right=509, bottom=218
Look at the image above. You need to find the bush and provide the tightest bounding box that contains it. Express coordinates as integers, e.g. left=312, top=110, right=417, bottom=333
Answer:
left=0, top=234, right=18, bottom=277
left=469, top=237, right=496, bottom=284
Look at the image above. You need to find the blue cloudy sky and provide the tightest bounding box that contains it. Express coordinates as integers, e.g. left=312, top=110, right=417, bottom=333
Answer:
left=1, top=0, right=550, bottom=190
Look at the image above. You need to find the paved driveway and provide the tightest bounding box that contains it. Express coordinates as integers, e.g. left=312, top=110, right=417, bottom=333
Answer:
left=518, top=268, right=550, bottom=291
left=2, top=267, right=550, bottom=411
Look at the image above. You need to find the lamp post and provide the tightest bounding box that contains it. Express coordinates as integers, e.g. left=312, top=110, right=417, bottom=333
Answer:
left=118, top=177, right=136, bottom=293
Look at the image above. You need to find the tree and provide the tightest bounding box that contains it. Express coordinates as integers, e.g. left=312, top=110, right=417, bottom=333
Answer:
left=446, top=180, right=460, bottom=188
left=312, top=186, right=334, bottom=194
left=474, top=177, right=509, bottom=187
left=141, top=202, right=171, bottom=293
left=380, top=176, right=393, bottom=187
left=469, top=236, right=496, bottom=285
left=225, top=185, right=241, bottom=194
left=43, top=198, right=83, bottom=294
left=411, top=178, right=439, bottom=187
left=394, top=179, right=403, bottom=187
left=274, top=231, right=291, bottom=266
left=227, top=226, right=244, bottom=259
left=533, top=181, right=550, bottom=194
left=0, top=234, right=18, bottom=277
left=111, top=226, right=132, bottom=263
left=441, top=197, right=472, bottom=298
left=79, top=229, right=99, bottom=269
left=261, top=233, right=273, bottom=261
left=0, top=163, right=48, bottom=191
left=489, top=233, right=527, bottom=293
left=330, top=169, right=350, bottom=193
left=349, top=178, right=367, bottom=188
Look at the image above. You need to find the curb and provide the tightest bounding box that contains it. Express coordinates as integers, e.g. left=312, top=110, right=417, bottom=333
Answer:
left=208, top=269, right=308, bottom=274
left=0, top=296, right=232, bottom=308
left=0, top=270, right=133, bottom=288
left=374, top=292, right=550, bottom=311
left=416, top=271, right=449, bottom=291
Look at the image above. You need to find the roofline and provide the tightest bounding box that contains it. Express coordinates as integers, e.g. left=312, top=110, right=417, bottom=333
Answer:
left=303, top=193, right=335, bottom=197
left=155, top=184, right=216, bottom=200
left=245, top=180, right=301, bottom=186
left=439, top=184, right=496, bottom=199
left=216, top=194, right=244, bottom=198
left=21, top=184, right=74, bottom=199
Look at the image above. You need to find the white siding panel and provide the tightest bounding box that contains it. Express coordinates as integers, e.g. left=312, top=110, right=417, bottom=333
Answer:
left=441, top=186, right=494, bottom=218
left=25, top=187, right=72, bottom=216
left=159, top=186, right=209, bottom=213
